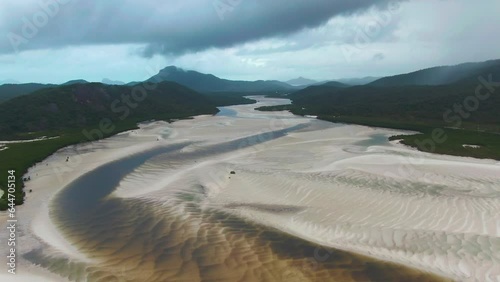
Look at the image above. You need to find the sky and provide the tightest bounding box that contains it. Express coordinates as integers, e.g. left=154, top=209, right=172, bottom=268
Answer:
left=0, top=0, right=499, bottom=84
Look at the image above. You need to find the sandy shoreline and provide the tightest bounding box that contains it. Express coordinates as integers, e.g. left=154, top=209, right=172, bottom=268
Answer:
left=1, top=97, right=499, bottom=281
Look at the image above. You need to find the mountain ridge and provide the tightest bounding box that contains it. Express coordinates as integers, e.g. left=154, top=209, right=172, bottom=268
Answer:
left=370, top=59, right=500, bottom=87
left=147, top=66, right=295, bottom=93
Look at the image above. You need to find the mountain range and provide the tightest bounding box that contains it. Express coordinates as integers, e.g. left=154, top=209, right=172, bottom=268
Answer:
left=369, top=59, right=500, bottom=87
left=2, top=58, right=500, bottom=211
left=147, top=66, right=295, bottom=93
left=271, top=58, right=500, bottom=131
left=1, top=58, right=499, bottom=106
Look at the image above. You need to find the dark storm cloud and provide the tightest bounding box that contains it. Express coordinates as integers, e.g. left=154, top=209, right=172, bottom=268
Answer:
left=0, top=0, right=400, bottom=56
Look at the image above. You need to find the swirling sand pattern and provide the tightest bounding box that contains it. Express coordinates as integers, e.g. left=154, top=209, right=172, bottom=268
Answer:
left=108, top=117, right=499, bottom=281
left=17, top=97, right=499, bottom=281
left=27, top=134, right=447, bottom=281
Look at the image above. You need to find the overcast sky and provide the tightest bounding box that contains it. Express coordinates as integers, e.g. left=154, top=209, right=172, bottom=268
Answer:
left=1, top=0, right=499, bottom=84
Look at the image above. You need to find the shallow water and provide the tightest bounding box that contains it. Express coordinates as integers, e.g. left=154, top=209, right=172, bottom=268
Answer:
left=216, top=107, right=238, bottom=117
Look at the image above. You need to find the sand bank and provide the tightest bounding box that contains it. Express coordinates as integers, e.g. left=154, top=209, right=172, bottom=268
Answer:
left=1, top=97, right=498, bottom=281
left=112, top=100, right=499, bottom=281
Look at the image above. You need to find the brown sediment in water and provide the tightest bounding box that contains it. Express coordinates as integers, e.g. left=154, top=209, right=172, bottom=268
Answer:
left=25, top=189, right=451, bottom=282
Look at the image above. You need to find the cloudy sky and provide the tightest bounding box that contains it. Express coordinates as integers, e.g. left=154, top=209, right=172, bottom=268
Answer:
left=0, top=0, right=499, bottom=84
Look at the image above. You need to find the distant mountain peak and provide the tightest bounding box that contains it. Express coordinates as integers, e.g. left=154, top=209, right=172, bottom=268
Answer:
left=285, top=77, right=317, bottom=86
left=162, top=65, right=181, bottom=71
left=102, top=78, right=125, bottom=85
left=160, top=66, right=188, bottom=73
left=63, top=79, right=89, bottom=85
left=147, top=66, right=295, bottom=93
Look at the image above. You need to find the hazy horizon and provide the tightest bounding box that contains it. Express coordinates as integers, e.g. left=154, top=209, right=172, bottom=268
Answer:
left=2, top=57, right=499, bottom=86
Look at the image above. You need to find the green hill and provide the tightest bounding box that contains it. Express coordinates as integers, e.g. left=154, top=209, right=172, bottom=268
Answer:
left=0, top=83, right=55, bottom=103
left=62, top=79, right=89, bottom=85
left=147, top=66, right=296, bottom=93
left=0, top=82, right=219, bottom=138
left=370, top=59, right=500, bottom=87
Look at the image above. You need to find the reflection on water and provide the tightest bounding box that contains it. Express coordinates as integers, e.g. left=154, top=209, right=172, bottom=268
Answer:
left=25, top=118, right=450, bottom=281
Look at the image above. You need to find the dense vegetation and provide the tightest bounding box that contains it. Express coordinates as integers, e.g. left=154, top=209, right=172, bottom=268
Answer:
left=288, top=82, right=500, bottom=128
left=0, top=82, right=255, bottom=210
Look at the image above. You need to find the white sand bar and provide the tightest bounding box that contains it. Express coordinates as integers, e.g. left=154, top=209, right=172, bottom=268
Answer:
left=1, top=96, right=499, bottom=281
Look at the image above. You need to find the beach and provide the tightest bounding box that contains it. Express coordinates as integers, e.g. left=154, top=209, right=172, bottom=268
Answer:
left=1, top=97, right=499, bottom=281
